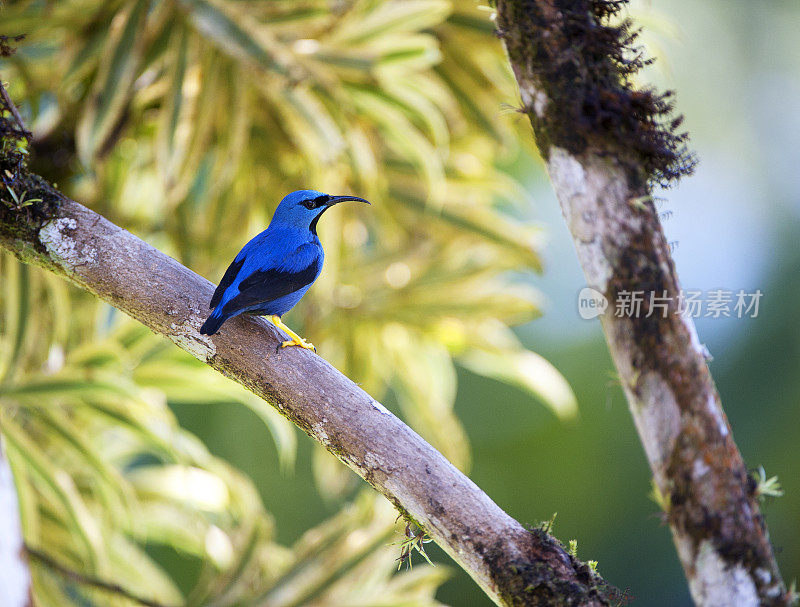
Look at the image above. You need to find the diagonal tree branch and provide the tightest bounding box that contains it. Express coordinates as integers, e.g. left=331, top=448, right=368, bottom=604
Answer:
left=495, top=1, right=790, bottom=605
left=0, top=92, right=613, bottom=607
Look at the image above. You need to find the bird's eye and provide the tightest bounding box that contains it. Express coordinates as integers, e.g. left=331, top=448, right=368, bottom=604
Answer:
left=303, top=199, right=317, bottom=210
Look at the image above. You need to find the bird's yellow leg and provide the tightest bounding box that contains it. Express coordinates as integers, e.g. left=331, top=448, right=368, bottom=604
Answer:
left=268, top=315, right=316, bottom=351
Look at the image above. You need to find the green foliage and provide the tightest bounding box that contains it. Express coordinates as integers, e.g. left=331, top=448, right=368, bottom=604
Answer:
left=538, top=512, right=558, bottom=534
left=648, top=478, right=671, bottom=513
left=568, top=539, right=578, bottom=558
left=393, top=522, right=433, bottom=571
left=752, top=466, right=784, bottom=501
left=789, top=580, right=799, bottom=606
left=2, top=181, right=43, bottom=210
left=1, top=0, right=581, bottom=604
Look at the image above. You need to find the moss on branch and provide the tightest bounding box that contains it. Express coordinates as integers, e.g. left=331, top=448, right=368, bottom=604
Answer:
left=0, top=81, right=63, bottom=263
left=495, top=0, right=696, bottom=187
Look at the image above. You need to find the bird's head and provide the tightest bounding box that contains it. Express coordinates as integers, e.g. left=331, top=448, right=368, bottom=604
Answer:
left=271, top=189, right=370, bottom=234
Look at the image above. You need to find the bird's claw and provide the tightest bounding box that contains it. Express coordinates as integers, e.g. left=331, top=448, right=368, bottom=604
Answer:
left=267, top=315, right=316, bottom=352
left=280, top=338, right=316, bottom=352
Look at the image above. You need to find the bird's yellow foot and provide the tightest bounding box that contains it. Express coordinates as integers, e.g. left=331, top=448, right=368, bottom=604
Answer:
left=281, top=336, right=316, bottom=351
left=268, top=315, right=316, bottom=352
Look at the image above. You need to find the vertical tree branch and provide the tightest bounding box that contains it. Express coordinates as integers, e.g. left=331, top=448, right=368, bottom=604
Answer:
left=0, top=436, right=32, bottom=607
left=495, top=1, right=789, bottom=605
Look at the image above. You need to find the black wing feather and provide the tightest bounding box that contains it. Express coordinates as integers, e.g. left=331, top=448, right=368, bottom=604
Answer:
left=210, top=256, right=246, bottom=309
left=221, top=260, right=321, bottom=316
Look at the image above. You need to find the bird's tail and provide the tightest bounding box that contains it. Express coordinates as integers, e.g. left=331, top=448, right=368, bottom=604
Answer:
left=200, top=310, right=226, bottom=335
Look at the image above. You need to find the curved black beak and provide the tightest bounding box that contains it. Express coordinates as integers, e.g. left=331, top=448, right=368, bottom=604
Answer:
left=326, top=195, right=371, bottom=206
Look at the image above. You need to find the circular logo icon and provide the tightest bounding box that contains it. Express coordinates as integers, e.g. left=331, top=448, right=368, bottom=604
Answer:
left=578, top=287, right=608, bottom=320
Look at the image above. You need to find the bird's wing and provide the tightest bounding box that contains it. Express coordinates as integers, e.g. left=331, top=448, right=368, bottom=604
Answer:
left=220, top=252, right=322, bottom=316
left=209, top=255, right=246, bottom=309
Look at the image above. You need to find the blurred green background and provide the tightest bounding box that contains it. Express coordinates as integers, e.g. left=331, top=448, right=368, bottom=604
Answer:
left=1, top=0, right=798, bottom=605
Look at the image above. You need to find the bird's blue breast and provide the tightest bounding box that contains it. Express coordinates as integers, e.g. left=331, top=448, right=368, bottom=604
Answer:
left=238, top=226, right=322, bottom=277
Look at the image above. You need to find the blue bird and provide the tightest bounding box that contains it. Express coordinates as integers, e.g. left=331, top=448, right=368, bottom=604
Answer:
left=200, top=190, right=370, bottom=350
